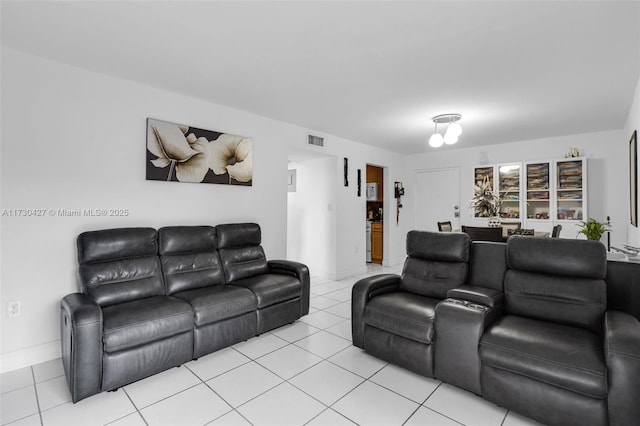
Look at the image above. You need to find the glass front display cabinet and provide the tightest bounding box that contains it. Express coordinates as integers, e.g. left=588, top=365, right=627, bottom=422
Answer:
left=525, top=162, right=551, bottom=221
left=556, top=158, right=585, bottom=221
left=473, top=166, right=494, bottom=218
left=474, top=159, right=586, bottom=232
left=497, top=163, right=521, bottom=220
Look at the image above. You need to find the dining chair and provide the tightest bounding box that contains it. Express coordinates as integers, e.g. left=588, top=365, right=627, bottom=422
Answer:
left=501, top=222, right=521, bottom=240
left=508, top=228, right=535, bottom=236
left=461, top=225, right=503, bottom=242
left=552, top=224, right=562, bottom=238
left=438, top=221, right=453, bottom=232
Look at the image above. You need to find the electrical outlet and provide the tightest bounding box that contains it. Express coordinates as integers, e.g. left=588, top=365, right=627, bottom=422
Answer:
left=7, top=301, right=21, bottom=318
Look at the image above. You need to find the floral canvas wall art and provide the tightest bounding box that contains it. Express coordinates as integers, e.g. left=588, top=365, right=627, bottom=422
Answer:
left=146, top=118, right=253, bottom=186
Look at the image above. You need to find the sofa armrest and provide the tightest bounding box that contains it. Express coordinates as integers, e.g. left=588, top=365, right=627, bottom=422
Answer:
left=268, top=260, right=310, bottom=316
left=60, top=293, right=103, bottom=403
left=351, top=274, right=400, bottom=348
left=447, top=285, right=504, bottom=309
left=434, top=298, right=499, bottom=395
left=605, top=310, right=640, bottom=426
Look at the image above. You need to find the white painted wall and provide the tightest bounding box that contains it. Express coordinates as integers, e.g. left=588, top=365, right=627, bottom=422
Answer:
left=404, top=129, right=629, bottom=247
left=0, top=48, right=407, bottom=371
left=0, top=47, right=286, bottom=369
left=287, top=156, right=337, bottom=278
left=333, top=146, right=409, bottom=273
left=283, top=137, right=408, bottom=276
left=1, top=45, right=635, bottom=372
left=624, top=73, right=640, bottom=247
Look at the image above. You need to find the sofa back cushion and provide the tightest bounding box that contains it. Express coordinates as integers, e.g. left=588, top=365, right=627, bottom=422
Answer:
left=467, top=242, right=507, bottom=291
left=77, top=228, right=164, bottom=307
left=158, top=226, right=225, bottom=294
left=216, top=223, right=269, bottom=283
left=399, top=231, right=470, bottom=299
left=505, top=237, right=607, bottom=331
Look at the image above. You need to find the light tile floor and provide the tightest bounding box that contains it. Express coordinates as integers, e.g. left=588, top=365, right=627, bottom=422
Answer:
left=0, top=264, right=542, bottom=426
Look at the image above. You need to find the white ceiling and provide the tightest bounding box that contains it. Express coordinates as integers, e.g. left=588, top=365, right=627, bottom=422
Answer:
left=2, top=1, right=639, bottom=154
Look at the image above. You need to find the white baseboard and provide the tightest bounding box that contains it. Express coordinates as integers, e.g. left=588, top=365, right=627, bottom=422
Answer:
left=1, top=340, right=61, bottom=373
left=336, top=265, right=368, bottom=280
left=307, top=264, right=338, bottom=281
left=383, top=258, right=404, bottom=269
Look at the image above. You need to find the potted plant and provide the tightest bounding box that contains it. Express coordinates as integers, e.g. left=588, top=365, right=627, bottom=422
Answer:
left=470, top=176, right=502, bottom=226
left=576, top=217, right=611, bottom=241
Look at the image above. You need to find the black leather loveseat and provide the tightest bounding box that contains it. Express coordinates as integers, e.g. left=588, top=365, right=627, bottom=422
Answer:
left=60, top=223, right=309, bottom=403
left=352, top=231, right=640, bottom=426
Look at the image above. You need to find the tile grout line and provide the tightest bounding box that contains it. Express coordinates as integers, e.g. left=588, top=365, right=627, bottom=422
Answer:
left=500, top=410, right=509, bottom=426
left=419, top=381, right=469, bottom=426
left=271, top=326, right=324, bottom=345
left=185, top=362, right=245, bottom=425
left=401, top=404, right=424, bottom=426
left=301, top=407, right=333, bottom=426
left=120, top=388, right=149, bottom=426
left=195, top=357, right=292, bottom=419
left=217, top=325, right=362, bottom=424
left=198, top=375, right=255, bottom=426
left=30, top=366, right=44, bottom=426
left=186, top=354, right=252, bottom=383
left=124, top=372, right=204, bottom=412
left=232, top=333, right=291, bottom=360
left=421, top=381, right=442, bottom=405
left=312, top=290, right=453, bottom=426
left=422, top=406, right=467, bottom=426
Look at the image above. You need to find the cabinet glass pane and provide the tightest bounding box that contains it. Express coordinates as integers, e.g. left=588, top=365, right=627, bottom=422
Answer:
left=526, top=162, right=550, bottom=220
left=556, top=160, right=583, bottom=220
left=498, top=164, right=520, bottom=218
left=474, top=166, right=493, bottom=186
left=474, top=166, right=494, bottom=217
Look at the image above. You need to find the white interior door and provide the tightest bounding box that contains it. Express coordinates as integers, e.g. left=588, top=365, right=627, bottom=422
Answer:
left=414, top=168, right=461, bottom=231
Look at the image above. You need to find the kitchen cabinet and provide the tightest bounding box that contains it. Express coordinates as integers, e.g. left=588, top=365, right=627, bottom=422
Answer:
left=366, top=165, right=383, bottom=201
left=367, top=164, right=384, bottom=222
left=367, top=164, right=384, bottom=264
left=371, top=221, right=383, bottom=264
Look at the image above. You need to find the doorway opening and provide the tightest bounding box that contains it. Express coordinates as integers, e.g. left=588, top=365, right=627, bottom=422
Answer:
left=366, top=164, right=384, bottom=264
left=287, top=148, right=337, bottom=279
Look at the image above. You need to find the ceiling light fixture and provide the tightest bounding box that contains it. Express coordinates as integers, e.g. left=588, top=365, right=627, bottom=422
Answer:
left=428, top=113, right=462, bottom=148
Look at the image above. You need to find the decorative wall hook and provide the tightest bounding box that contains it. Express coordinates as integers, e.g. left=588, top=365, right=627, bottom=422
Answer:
left=394, top=181, right=404, bottom=224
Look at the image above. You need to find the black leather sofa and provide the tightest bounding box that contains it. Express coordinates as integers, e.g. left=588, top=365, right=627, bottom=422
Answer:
left=352, top=231, right=640, bottom=426
left=60, top=223, right=309, bottom=403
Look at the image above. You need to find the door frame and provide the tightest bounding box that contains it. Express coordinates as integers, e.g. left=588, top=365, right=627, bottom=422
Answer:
left=413, top=167, right=461, bottom=232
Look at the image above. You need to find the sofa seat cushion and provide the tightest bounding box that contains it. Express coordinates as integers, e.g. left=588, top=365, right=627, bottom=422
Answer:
left=363, top=292, right=438, bottom=344
left=479, top=315, right=607, bottom=398
left=230, top=273, right=300, bottom=309
left=102, top=296, right=193, bottom=353
left=173, top=285, right=256, bottom=326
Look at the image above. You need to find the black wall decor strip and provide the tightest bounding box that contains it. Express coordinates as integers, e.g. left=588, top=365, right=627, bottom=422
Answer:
left=357, top=169, right=361, bottom=196
left=344, top=158, right=349, bottom=187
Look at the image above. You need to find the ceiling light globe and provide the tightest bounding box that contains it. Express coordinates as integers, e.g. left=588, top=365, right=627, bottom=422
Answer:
left=444, top=132, right=458, bottom=145
left=448, top=122, right=462, bottom=137
left=429, top=133, right=443, bottom=148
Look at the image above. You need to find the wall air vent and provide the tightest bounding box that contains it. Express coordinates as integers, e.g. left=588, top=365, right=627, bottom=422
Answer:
left=308, top=134, right=324, bottom=147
